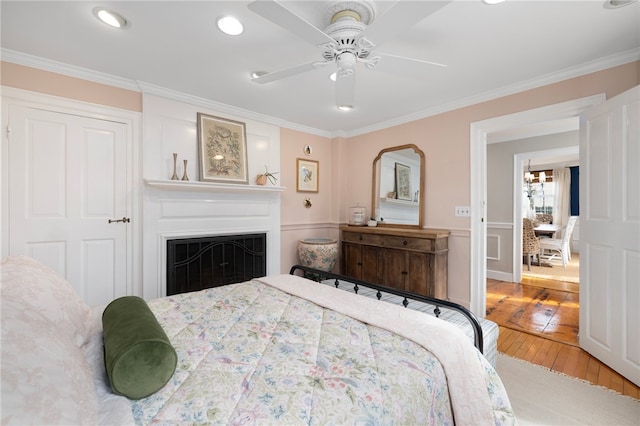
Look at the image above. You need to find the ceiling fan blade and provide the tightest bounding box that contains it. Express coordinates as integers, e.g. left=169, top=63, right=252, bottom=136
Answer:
left=335, top=69, right=356, bottom=109
left=251, top=60, right=331, bottom=84
left=248, top=0, right=335, bottom=47
left=359, top=0, right=452, bottom=46
left=367, top=53, right=447, bottom=80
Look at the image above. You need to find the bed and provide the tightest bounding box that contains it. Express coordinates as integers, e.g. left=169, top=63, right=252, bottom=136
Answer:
left=291, top=265, right=500, bottom=368
left=1, top=256, right=515, bottom=425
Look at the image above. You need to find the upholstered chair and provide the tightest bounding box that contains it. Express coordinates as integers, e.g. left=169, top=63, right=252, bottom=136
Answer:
left=522, top=218, right=541, bottom=271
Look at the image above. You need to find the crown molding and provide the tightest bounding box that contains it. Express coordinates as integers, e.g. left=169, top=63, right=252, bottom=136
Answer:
left=3, top=47, right=638, bottom=139
left=343, top=48, right=640, bottom=138
left=1, top=48, right=332, bottom=139
left=1, top=49, right=140, bottom=92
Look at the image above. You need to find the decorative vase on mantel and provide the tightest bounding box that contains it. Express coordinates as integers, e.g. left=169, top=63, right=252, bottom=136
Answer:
left=170, top=153, right=179, bottom=180
left=181, top=159, right=189, bottom=181
left=256, top=174, right=268, bottom=185
left=255, top=165, right=279, bottom=186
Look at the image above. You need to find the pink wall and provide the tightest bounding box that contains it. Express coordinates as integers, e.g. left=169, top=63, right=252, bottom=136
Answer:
left=278, top=128, right=339, bottom=272
left=1, top=62, right=142, bottom=111
left=279, top=128, right=334, bottom=226
left=345, top=62, right=639, bottom=231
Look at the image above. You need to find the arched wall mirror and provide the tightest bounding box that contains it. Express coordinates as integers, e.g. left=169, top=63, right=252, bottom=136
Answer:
left=372, top=144, right=425, bottom=228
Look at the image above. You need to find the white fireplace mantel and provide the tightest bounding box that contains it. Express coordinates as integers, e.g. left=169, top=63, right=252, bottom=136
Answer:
left=144, top=179, right=286, bottom=193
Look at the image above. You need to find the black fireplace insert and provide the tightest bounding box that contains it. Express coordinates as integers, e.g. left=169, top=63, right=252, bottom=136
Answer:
left=166, top=233, right=266, bottom=296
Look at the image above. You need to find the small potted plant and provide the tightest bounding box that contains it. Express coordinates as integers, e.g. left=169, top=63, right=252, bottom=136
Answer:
left=255, top=165, right=279, bottom=186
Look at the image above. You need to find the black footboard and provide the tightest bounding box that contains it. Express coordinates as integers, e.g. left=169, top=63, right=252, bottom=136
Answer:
left=289, top=265, right=484, bottom=354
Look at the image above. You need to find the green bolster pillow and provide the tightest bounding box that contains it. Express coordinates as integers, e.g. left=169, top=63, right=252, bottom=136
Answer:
left=102, top=296, right=177, bottom=400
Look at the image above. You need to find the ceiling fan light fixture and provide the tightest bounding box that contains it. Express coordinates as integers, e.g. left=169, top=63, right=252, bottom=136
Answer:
left=217, top=16, right=244, bottom=35
left=93, top=8, right=129, bottom=29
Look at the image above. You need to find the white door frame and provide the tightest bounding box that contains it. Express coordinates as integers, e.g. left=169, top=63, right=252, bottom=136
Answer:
left=469, top=94, right=605, bottom=317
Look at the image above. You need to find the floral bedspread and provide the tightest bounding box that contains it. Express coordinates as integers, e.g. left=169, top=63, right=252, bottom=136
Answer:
left=132, top=277, right=515, bottom=425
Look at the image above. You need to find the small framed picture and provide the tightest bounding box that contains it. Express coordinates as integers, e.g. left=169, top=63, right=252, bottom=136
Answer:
left=297, top=158, right=319, bottom=192
left=197, top=113, right=249, bottom=184
left=395, top=162, right=412, bottom=200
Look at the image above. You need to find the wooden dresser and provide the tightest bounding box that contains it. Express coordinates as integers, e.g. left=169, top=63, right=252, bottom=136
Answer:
left=340, top=226, right=450, bottom=299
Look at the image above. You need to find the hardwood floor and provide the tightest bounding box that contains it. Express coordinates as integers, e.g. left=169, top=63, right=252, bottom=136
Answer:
left=487, top=278, right=639, bottom=399
left=487, top=279, right=579, bottom=346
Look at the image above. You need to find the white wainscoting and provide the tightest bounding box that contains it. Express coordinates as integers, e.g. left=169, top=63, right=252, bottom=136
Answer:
left=486, top=222, right=515, bottom=283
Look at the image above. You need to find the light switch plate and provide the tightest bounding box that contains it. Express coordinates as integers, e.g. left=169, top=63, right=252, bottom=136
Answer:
left=455, top=206, right=471, bottom=217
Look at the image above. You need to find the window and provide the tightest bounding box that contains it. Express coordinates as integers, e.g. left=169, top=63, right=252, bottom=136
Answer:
left=523, top=170, right=554, bottom=215
left=531, top=181, right=554, bottom=215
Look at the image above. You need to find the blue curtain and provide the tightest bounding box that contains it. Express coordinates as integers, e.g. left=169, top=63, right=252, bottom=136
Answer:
left=570, top=166, right=579, bottom=215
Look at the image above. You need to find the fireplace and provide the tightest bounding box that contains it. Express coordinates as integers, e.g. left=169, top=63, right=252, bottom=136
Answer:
left=166, top=233, right=266, bottom=296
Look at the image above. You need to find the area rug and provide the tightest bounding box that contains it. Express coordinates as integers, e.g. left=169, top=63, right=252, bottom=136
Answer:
left=523, top=253, right=580, bottom=285
left=496, top=353, right=639, bottom=425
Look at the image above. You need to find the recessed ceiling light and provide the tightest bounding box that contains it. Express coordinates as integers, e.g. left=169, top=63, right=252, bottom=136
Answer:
left=93, top=8, right=129, bottom=29
left=250, top=71, right=267, bottom=79
left=604, top=0, right=637, bottom=8
left=482, top=0, right=505, bottom=4
left=337, top=105, right=353, bottom=111
left=217, top=16, right=244, bottom=35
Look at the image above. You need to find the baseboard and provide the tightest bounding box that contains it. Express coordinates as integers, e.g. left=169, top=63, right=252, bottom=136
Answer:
left=487, top=270, right=513, bottom=282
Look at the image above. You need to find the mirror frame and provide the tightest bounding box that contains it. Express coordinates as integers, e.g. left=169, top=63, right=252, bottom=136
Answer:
left=371, top=144, right=425, bottom=229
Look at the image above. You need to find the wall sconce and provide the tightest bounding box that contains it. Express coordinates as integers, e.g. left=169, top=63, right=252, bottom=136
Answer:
left=303, top=198, right=312, bottom=208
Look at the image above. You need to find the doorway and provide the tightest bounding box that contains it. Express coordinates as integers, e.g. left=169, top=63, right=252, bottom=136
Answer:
left=514, top=148, right=580, bottom=286
left=469, top=94, right=604, bottom=318
left=486, top=140, right=581, bottom=345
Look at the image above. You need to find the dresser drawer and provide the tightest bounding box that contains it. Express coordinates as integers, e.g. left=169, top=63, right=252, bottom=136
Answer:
left=381, top=235, right=432, bottom=251
left=339, top=226, right=449, bottom=299
left=342, top=231, right=383, bottom=245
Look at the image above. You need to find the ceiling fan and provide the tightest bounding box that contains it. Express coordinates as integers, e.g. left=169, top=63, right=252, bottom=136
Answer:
left=247, top=0, right=452, bottom=110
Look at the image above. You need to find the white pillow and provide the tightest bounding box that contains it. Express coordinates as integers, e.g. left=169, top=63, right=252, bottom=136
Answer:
left=1, top=255, right=93, bottom=346
left=1, top=256, right=99, bottom=425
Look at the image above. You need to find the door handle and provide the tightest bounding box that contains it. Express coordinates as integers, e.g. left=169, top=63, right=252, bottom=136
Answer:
left=108, top=217, right=130, bottom=224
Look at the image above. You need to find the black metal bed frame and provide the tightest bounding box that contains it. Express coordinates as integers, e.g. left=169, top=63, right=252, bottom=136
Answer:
left=289, top=264, right=484, bottom=354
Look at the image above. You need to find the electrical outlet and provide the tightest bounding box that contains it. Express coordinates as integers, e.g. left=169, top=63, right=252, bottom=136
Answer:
left=455, top=206, right=471, bottom=217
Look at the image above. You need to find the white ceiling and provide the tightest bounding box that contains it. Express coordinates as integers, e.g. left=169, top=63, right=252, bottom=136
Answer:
left=1, top=1, right=638, bottom=136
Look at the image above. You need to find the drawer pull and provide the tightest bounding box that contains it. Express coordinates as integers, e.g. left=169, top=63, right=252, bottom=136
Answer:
left=357, top=262, right=362, bottom=266
left=401, top=271, right=408, bottom=275
left=403, top=240, right=408, bottom=246
left=359, top=235, right=363, bottom=241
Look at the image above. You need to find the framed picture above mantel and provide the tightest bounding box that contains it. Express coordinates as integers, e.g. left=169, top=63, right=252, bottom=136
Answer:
left=197, top=113, right=249, bottom=184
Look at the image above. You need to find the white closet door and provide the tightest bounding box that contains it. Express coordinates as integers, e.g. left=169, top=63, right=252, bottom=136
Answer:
left=8, top=104, right=129, bottom=306
left=579, top=85, right=640, bottom=386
